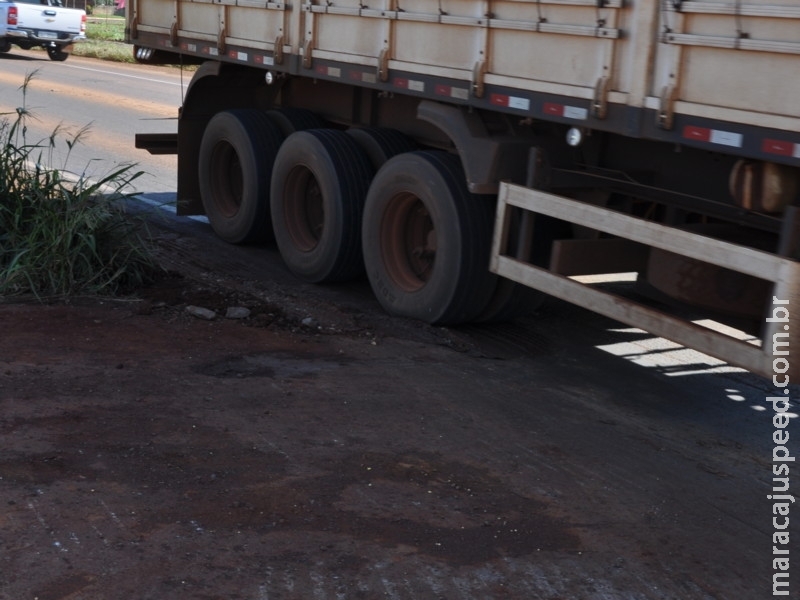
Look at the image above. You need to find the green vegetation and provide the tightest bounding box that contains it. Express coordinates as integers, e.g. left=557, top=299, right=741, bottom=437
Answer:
left=0, top=72, right=157, bottom=298
left=73, top=38, right=134, bottom=63
left=74, top=15, right=134, bottom=63
left=86, top=17, right=125, bottom=42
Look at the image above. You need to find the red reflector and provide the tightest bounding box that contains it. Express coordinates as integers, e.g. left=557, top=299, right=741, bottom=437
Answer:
left=489, top=94, right=509, bottom=107
left=543, top=103, right=564, bottom=116
left=435, top=84, right=451, bottom=97
left=762, top=139, right=795, bottom=157
left=682, top=126, right=711, bottom=142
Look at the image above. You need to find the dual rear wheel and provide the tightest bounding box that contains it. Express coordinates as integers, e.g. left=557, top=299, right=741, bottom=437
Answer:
left=198, top=111, right=534, bottom=325
left=270, top=129, right=374, bottom=283
left=199, top=109, right=284, bottom=244
left=362, top=151, right=497, bottom=325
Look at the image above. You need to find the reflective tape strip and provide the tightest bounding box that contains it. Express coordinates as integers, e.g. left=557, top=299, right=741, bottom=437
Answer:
left=393, top=77, right=425, bottom=92
left=683, top=125, right=743, bottom=148
left=763, top=139, right=800, bottom=159
left=543, top=102, right=587, bottom=120
left=490, top=94, right=530, bottom=111
left=349, top=70, right=376, bottom=84
left=435, top=84, right=469, bottom=100
left=315, top=65, right=341, bottom=77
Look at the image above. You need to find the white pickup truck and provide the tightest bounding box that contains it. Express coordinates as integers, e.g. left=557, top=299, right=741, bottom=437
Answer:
left=0, top=0, right=85, bottom=61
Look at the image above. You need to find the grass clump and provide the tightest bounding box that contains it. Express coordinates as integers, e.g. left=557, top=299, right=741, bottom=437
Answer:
left=0, top=72, right=157, bottom=298
left=73, top=38, right=135, bottom=63
left=74, top=16, right=133, bottom=63
left=86, top=16, right=125, bottom=42
left=86, top=14, right=125, bottom=42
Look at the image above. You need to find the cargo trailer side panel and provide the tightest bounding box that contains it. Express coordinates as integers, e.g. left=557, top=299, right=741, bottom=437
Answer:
left=651, top=0, right=800, bottom=132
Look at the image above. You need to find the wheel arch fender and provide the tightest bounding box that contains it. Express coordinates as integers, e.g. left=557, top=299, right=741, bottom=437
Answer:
left=177, top=63, right=282, bottom=215
left=416, top=100, right=533, bottom=195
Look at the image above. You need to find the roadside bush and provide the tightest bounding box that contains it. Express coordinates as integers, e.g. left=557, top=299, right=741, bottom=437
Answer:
left=72, top=39, right=135, bottom=63
left=0, top=72, right=157, bottom=298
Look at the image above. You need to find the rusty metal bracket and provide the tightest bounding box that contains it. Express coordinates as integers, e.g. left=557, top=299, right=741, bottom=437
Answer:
left=657, top=85, right=676, bottom=130
left=170, top=20, right=179, bottom=47
left=303, top=39, right=313, bottom=68
left=274, top=34, right=284, bottom=64
left=472, top=60, right=486, bottom=98
left=378, top=48, right=390, bottom=82
left=593, top=76, right=609, bottom=119
left=217, top=25, right=227, bottom=55
left=170, top=0, right=180, bottom=46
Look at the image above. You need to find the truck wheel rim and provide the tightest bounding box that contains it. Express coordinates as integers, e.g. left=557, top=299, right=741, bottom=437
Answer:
left=381, top=193, right=435, bottom=292
left=284, top=165, right=324, bottom=252
left=209, top=141, right=244, bottom=218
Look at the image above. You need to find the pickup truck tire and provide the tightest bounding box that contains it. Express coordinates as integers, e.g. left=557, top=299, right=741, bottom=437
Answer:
left=0, top=40, right=10, bottom=53
left=199, top=109, right=284, bottom=244
left=270, top=129, right=375, bottom=283
left=362, top=151, right=496, bottom=325
left=47, top=45, right=69, bottom=61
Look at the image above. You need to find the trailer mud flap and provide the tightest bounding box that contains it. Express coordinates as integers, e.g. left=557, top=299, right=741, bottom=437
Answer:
left=490, top=182, right=800, bottom=380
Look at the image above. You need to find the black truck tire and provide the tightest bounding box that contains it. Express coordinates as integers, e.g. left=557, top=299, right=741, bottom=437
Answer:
left=270, top=129, right=375, bottom=283
left=346, top=127, right=418, bottom=171
left=265, top=108, right=324, bottom=137
left=198, top=109, right=285, bottom=244
left=362, top=151, right=497, bottom=325
left=473, top=208, right=556, bottom=323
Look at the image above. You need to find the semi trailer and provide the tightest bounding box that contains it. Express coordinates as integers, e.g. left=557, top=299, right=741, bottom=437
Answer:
left=128, top=0, right=800, bottom=380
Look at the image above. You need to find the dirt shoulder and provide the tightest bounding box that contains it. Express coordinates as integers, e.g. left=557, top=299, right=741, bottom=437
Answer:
left=0, top=207, right=794, bottom=599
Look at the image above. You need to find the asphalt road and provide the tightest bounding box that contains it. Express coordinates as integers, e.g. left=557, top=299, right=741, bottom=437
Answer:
left=0, top=47, right=183, bottom=195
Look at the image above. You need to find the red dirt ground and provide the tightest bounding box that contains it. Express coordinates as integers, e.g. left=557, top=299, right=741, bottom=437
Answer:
left=0, top=223, right=795, bottom=599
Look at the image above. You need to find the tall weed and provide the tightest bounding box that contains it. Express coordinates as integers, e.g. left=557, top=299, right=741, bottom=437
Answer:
left=0, top=71, right=157, bottom=298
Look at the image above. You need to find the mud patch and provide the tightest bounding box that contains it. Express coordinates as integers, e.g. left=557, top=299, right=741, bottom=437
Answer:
left=149, top=450, right=581, bottom=566
left=193, top=352, right=343, bottom=379
left=31, top=572, right=97, bottom=600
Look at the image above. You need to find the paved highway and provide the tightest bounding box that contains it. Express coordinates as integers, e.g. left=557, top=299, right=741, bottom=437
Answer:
left=0, top=48, right=182, bottom=195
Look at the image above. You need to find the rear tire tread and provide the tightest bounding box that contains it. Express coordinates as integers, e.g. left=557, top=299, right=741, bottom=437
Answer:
left=199, top=109, right=285, bottom=244
left=270, top=129, right=375, bottom=283
left=362, top=150, right=496, bottom=325
left=346, top=127, right=418, bottom=170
